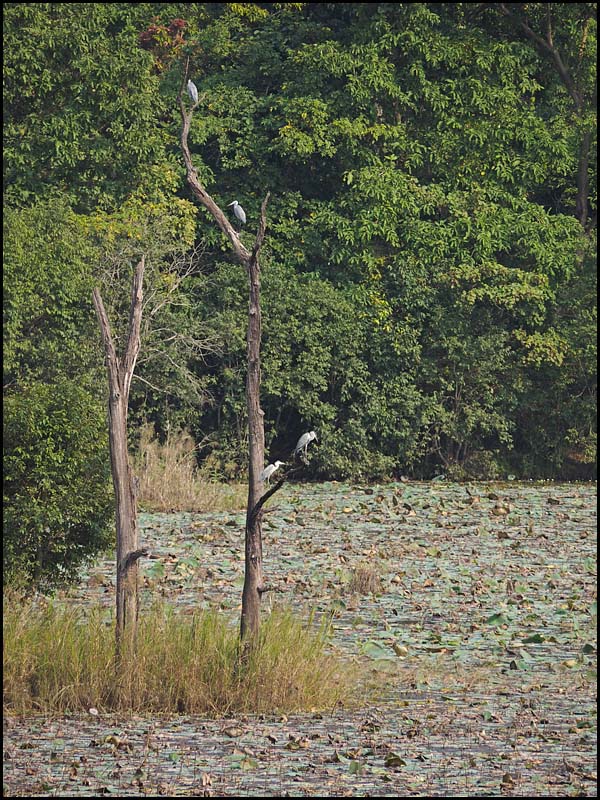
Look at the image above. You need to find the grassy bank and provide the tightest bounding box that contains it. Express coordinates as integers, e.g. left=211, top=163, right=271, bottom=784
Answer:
left=3, top=594, right=359, bottom=716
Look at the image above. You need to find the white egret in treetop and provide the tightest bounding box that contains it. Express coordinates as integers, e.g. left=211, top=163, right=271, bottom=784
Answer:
left=293, top=431, right=317, bottom=458
left=227, top=200, right=246, bottom=225
left=260, top=461, right=285, bottom=483
left=187, top=79, right=199, bottom=104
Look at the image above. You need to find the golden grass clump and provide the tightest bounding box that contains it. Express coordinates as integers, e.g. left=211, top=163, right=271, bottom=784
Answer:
left=347, top=562, right=383, bottom=595
left=3, top=593, right=359, bottom=716
left=135, top=424, right=246, bottom=513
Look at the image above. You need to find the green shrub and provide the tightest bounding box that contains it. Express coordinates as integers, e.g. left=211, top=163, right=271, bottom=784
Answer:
left=3, top=382, right=113, bottom=590
left=3, top=201, right=113, bottom=590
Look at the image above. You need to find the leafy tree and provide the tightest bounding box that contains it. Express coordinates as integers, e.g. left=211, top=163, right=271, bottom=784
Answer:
left=3, top=3, right=596, bottom=482
left=4, top=382, right=113, bottom=589
left=3, top=3, right=169, bottom=212
left=3, top=201, right=113, bottom=588
left=512, top=237, right=597, bottom=477
left=177, top=2, right=595, bottom=478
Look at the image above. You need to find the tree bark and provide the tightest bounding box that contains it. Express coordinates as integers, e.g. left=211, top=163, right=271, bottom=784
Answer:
left=178, top=68, right=271, bottom=641
left=93, top=258, right=145, bottom=651
left=576, top=129, right=592, bottom=229
left=240, top=197, right=269, bottom=641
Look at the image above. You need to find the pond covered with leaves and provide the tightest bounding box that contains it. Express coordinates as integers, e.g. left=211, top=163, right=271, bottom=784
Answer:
left=4, top=481, right=597, bottom=796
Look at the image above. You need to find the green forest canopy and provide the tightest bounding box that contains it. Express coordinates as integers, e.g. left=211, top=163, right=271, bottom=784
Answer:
left=3, top=2, right=596, bottom=583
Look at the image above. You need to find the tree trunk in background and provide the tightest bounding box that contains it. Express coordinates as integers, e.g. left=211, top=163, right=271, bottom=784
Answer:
left=93, top=258, right=147, bottom=652
left=576, top=129, right=592, bottom=229
left=498, top=3, right=594, bottom=230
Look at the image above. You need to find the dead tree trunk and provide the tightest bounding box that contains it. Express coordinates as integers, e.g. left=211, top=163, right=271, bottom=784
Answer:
left=178, top=67, right=270, bottom=641
left=93, top=258, right=147, bottom=651
left=241, top=197, right=270, bottom=641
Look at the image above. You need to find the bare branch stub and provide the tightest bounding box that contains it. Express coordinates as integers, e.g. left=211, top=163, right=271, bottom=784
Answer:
left=248, top=477, right=285, bottom=530
left=120, top=547, right=149, bottom=574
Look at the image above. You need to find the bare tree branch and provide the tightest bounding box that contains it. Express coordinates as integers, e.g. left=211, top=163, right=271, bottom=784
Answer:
left=498, top=3, right=581, bottom=107
left=132, top=373, right=167, bottom=394
left=120, top=547, right=149, bottom=574
left=178, top=86, right=251, bottom=263
left=92, top=288, right=121, bottom=394
left=122, top=258, right=145, bottom=399
left=248, top=465, right=304, bottom=530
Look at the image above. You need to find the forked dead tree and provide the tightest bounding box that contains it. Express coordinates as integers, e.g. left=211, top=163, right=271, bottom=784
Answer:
left=93, top=258, right=148, bottom=651
left=178, top=66, right=275, bottom=641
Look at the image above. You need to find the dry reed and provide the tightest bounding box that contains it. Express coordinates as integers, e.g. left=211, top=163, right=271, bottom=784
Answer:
left=347, top=562, right=383, bottom=595
left=3, top=593, right=359, bottom=715
left=135, top=424, right=246, bottom=512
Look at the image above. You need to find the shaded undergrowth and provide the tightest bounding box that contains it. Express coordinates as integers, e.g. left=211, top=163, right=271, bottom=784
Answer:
left=3, top=593, right=360, bottom=716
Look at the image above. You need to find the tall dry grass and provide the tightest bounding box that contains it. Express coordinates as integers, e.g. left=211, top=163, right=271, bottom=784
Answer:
left=3, top=593, right=359, bottom=715
left=135, top=424, right=246, bottom=512
left=347, top=562, right=384, bottom=595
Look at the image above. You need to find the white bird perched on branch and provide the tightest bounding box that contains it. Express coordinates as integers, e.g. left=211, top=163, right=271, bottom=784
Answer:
left=260, top=460, right=285, bottom=483
left=227, top=200, right=246, bottom=226
left=187, top=79, right=199, bottom=104
left=293, top=431, right=317, bottom=458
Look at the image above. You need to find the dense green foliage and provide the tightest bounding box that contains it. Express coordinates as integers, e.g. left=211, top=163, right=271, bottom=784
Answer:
left=3, top=203, right=113, bottom=588
left=3, top=3, right=597, bottom=585
left=174, top=2, right=596, bottom=480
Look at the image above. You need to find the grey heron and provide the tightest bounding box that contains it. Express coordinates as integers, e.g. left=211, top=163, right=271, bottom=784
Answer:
left=260, top=460, right=285, bottom=483
left=187, top=79, right=199, bottom=104
left=227, top=200, right=246, bottom=226
left=293, top=431, right=317, bottom=458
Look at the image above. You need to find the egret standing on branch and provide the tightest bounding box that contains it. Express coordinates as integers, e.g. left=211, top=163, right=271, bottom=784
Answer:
left=260, top=460, right=285, bottom=483
left=228, top=200, right=246, bottom=227
left=187, top=79, right=199, bottom=104
left=293, top=431, right=317, bottom=459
